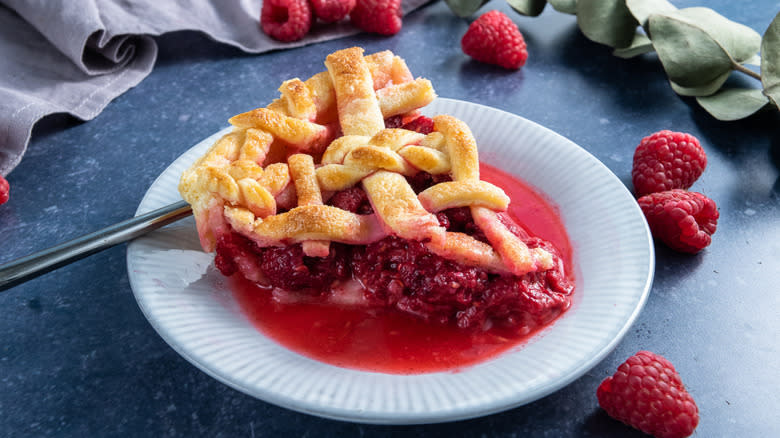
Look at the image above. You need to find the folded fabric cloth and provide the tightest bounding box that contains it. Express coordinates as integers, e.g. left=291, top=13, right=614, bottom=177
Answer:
left=0, top=0, right=430, bottom=175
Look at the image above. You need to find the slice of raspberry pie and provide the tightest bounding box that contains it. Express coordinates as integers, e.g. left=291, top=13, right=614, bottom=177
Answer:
left=179, top=47, right=573, bottom=333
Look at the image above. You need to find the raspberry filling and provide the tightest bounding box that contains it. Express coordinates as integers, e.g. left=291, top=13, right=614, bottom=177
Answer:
left=215, top=179, right=573, bottom=333
left=384, top=114, right=435, bottom=134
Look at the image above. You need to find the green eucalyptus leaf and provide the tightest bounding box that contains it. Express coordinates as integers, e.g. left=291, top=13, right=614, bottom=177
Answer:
left=507, top=0, right=547, bottom=17
left=672, top=8, right=761, bottom=63
left=670, top=71, right=731, bottom=97
left=444, top=0, right=490, bottom=18
left=744, top=54, right=761, bottom=67
left=548, top=0, right=577, bottom=14
left=648, top=7, right=761, bottom=87
left=696, top=88, right=769, bottom=121
left=577, top=0, right=638, bottom=49
left=761, top=11, right=780, bottom=107
left=625, top=0, right=676, bottom=28
left=613, top=32, right=653, bottom=58
left=650, top=15, right=731, bottom=87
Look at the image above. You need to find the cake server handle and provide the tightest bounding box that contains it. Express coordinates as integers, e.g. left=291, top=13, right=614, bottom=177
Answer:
left=0, top=201, right=192, bottom=292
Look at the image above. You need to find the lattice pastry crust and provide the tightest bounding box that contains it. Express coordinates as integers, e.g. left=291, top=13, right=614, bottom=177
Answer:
left=179, top=47, right=552, bottom=276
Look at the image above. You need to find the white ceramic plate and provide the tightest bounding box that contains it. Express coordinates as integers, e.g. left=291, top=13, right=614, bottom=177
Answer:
left=127, top=98, right=654, bottom=424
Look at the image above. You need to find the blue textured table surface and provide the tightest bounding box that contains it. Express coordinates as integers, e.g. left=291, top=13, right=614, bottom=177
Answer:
left=2, top=1, right=778, bottom=436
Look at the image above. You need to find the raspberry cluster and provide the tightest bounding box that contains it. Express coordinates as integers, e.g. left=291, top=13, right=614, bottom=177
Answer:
left=631, top=130, right=718, bottom=254
left=260, top=0, right=401, bottom=42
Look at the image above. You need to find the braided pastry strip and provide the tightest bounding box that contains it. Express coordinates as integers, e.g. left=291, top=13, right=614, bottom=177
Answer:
left=433, top=115, right=553, bottom=274
left=325, top=48, right=386, bottom=137
left=228, top=108, right=332, bottom=154
left=224, top=204, right=386, bottom=246
left=180, top=129, right=282, bottom=251
left=316, top=129, right=447, bottom=192
left=362, top=170, right=445, bottom=244
left=288, top=154, right=330, bottom=257
left=418, top=180, right=510, bottom=212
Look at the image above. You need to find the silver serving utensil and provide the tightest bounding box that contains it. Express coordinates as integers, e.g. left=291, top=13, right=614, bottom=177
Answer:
left=0, top=201, right=192, bottom=292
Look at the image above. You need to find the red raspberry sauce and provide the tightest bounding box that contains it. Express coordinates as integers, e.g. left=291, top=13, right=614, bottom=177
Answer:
left=231, top=163, right=574, bottom=374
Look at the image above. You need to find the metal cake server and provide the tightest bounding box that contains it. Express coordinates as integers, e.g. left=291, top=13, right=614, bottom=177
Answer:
left=0, top=201, right=192, bottom=292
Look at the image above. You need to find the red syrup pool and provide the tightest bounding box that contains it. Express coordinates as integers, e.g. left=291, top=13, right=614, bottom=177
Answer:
left=230, top=163, right=575, bottom=374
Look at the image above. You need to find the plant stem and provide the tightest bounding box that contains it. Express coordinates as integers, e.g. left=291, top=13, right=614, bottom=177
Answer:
left=733, top=62, right=762, bottom=81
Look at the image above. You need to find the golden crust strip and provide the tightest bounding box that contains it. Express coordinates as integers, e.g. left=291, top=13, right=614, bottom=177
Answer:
left=376, top=79, right=436, bottom=118
left=471, top=206, right=532, bottom=275
left=365, top=50, right=414, bottom=88
left=198, top=165, right=239, bottom=204
left=320, top=135, right=370, bottom=164
left=362, top=170, right=444, bottom=243
left=266, top=98, right=288, bottom=116
left=344, top=145, right=415, bottom=175
left=228, top=160, right=264, bottom=181
left=191, top=132, right=242, bottom=170
left=420, top=131, right=446, bottom=152
left=239, top=129, right=274, bottom=164
left=288, top=154, right=329, bottom=256
left=426, top=232, right=507, bottom=273
left=229, top=108, right=327, bottom=150
left=240, top=205, right=386, bottom=245
left=367, top=129, right=425, bottom=152
left=364, top=50, right=395, bottom=88
left=178, top=132, right=242, bottom=214
left=288, top=154, right=323, bottom=206
left=434, top=115, right=480, bottom=181
left=325, top=47, right=385, bottom=137
left=531, top=247, right=554, bottom=271
left=418, top=180, right=510, bottom=212
left=237, top=178, right=276, bottom=218
left=279, top=78, right=317, bottom=121
left=316, top=164, right=373, bottom=191
left=398, top=145, right=450, bottom=175
left=303, top=72, right=339, bottom=123
left=471, top=206, right=553, bottom=275
left=257, top=163, right=290, bottom=196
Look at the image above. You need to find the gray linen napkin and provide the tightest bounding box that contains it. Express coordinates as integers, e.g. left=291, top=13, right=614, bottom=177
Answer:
left=0, top=0, right=430, bottom=175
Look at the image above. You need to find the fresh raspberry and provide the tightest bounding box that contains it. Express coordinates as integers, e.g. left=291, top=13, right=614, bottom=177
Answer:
left=350, top=0, right=402, bottom=35
left=0, top=175, right=9, bottom=205
left=638, top=190, right=718, bottom=254
left=261, top=0, right=312, bottom=42
left=461, top=10, right=528, bottom=70
left=597, top=351, right=699, bottom=438
left=632, top=130, right=707, bottom=197
left=311, top=0, right=355, bottom=23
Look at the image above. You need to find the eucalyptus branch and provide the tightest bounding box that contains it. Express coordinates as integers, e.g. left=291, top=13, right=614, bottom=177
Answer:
left=443, top=0, right=780, bottom=121
left=732, top=63, right=762, bottom=81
